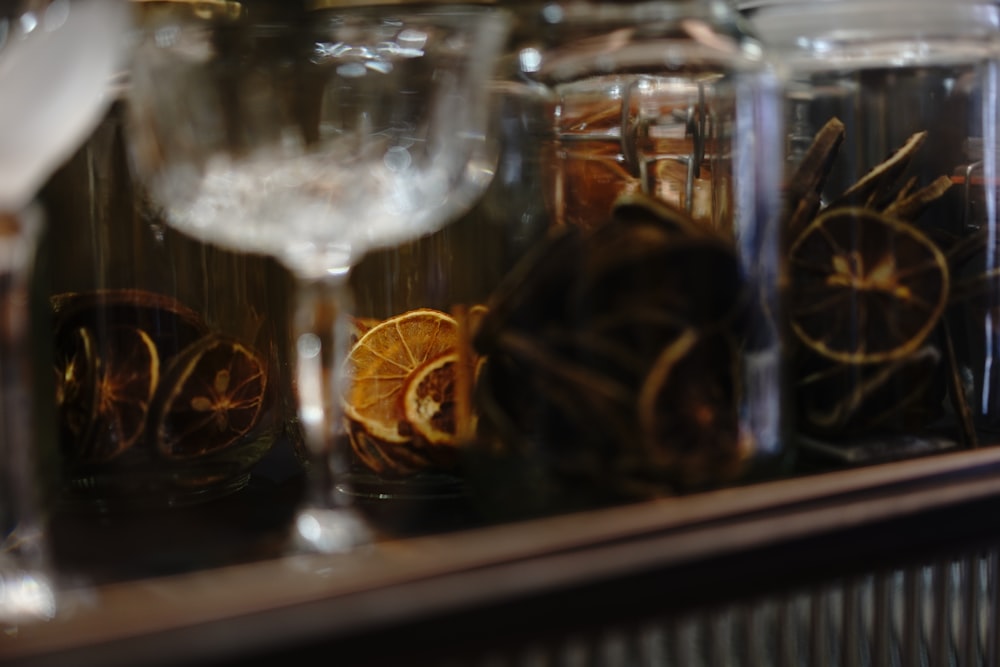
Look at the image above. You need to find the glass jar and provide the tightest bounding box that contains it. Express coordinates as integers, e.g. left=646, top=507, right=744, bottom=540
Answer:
left=740, top=0, right=1000, bottom=466
left=449, top=0, right=788, bottom=520
left=38, top=93, right=302, bottom=510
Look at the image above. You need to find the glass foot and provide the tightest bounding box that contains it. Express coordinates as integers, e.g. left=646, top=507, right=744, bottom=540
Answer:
left=292, top=506, right=373, bottom=554
left=0, top=570, right=55, bottom=625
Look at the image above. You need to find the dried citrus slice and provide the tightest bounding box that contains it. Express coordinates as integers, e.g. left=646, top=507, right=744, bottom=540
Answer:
left=83, top=325, right=160, bottom=463
left=402, top=352, right=461, bottom=446
left=54, top=326, right=99, bottom=456
left=796, top=345, right=943, bottom=436
left=342, top=308, right=458, bottom=444
left=788, top=207, right=949, bottom=365
left=346, top=420, right=434, bottom=478
left=151, top=333, right=269, bottom=459
left=348, top=316, right=381, bottom=347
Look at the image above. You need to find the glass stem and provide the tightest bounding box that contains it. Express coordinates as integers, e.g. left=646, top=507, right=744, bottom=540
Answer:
left=289, top=271, right=371, bottom=552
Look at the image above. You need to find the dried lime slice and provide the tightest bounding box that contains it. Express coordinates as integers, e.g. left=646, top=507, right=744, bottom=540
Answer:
left=151, top=333, right=269, bottom=459
left=789, top=207, right=949, bottom=364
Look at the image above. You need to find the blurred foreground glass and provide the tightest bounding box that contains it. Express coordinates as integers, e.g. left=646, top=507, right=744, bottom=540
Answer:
left=125, top=5, right=509, bottom=549
left=0, top=208, right=55, bottom=624
left=741, top=0, right=1000, bottom=466
left=454, top=0, right=788, bottom=520
left=0, top=0, right=128, bottom=621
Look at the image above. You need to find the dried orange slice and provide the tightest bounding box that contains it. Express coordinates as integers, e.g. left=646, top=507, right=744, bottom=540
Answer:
left=81, top=325, right=160, bottom=463
left=346, top=420, right=433, bottom=478
left=403, top=352, right=461, bottom=446
left=151, top=333, right=269, bottom=459
left=348, top=316, right=381, bottom=347
left=788, top=207, right=948, bottom=365
left=342, top=308, right=458, bottom=444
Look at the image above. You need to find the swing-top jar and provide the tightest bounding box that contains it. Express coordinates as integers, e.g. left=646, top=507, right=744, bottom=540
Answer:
left=458, top=0, right=788, bottom=517
left=741, top=0, right=1000, bottom=464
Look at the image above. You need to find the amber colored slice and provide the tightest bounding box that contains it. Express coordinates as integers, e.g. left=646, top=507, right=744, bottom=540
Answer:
left=402, top=352, right=461, bottom=447
left=346, top=419, right=434, bottom=477
left=342, top=309, right=458, bottom=444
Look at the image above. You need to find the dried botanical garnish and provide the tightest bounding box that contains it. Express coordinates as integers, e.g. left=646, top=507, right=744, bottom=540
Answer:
left=55, top=323, right=161, bottom=464
left=88, top=325, right=161, bottom=462
left=151, top=333, right=269, bottom=459
left=52, top=290, right=270, bottom=462
left=783, top=118, right=966, bottom=444
left=789, top=207, right=948, bottom=365
left=343, top=308, right=459, bottom=444
left=52, top=290, right=205, bottom=462
left=403, top=352, right=462, bottom=447
left=796, top=345, right=943, bottom=437
left=340, top=307, right=477, bottom=476
left=474, top=192, right=749, bottom=495
left=346, top=419, right=434, bottom=477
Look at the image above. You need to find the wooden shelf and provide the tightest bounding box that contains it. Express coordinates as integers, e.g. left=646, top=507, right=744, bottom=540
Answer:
left=8, top=446, right=1000, bottom=666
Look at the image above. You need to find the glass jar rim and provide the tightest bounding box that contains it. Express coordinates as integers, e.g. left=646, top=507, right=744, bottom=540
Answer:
left=742, top=0, right=1000, bottom=50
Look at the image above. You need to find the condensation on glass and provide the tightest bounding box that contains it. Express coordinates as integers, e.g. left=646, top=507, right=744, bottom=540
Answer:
left=741, top=0, right=1000, bottom=465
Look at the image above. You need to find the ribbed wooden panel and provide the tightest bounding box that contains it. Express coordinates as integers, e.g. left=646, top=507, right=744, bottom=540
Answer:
left=456, top=553, right=1000, bottom=667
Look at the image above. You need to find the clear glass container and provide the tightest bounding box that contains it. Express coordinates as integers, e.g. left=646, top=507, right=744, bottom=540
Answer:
left=447, top=0, right=788, bottom=520
left=740, top=0, right=1000, bottom=466
left=38, top=95, right=302, bottom=510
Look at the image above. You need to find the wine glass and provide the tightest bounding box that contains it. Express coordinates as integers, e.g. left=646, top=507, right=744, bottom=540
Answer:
left=125, top=4, right=509, bottom=552
left=0, top=0, right=128, bottom=210
left=0, top=0, right=127, bottom=621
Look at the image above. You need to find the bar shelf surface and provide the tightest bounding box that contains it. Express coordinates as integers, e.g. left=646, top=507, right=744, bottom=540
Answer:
left=8, top=444, right=1000, bottom=666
